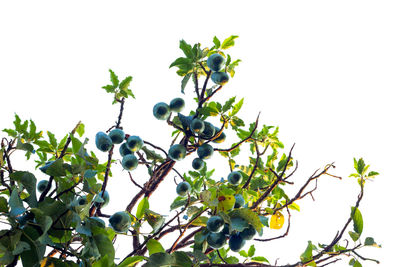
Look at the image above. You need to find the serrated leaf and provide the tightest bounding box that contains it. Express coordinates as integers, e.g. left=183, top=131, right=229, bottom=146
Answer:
left=213, top=36, right=221, bottom=49
left=179, top=40, right=193, bottom=59
left=119, top=76, right=133, bottom=91
left=170, top=57, right=193, bottom=68
left=221, top=35, right=239, bottom=49
left=109, top=69, right=119, bottom=87
left=229, top=98, right=244, bottom=116
left=222, top=97, right=236, bottom=113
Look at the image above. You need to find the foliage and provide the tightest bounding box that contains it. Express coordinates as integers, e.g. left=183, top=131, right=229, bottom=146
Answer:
left=0, top=36, right=381, bottom=267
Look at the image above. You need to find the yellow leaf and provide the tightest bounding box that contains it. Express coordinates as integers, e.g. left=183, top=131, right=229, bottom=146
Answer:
left=270, top=212, right=284, bottom=229
left=217, top=194, right=235, bottom=212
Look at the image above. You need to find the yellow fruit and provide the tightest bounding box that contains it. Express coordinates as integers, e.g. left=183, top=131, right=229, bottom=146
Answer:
left=270, top=212, right=284, bottom=229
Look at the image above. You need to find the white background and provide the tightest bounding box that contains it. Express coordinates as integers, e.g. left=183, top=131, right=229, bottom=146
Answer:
left=1, top=1, right=399, bottom=266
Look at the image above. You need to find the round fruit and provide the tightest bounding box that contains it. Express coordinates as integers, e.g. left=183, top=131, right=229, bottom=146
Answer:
left=207, top=231, right=226, bottom=249
left=108, top=128, right=125, bottom=144
left=197, top=143, right=214, bottom=160
left=192, top=158, right=205, bottom=170
left=212, top=127, right=226, bottom=143
left=89, top=217, right=106, bottom=228
left=127, top=135, right=143, bottom=152
left=37, top=180, right=48, bottom=193
left=119, top=142, right=133, bottom=157
left=229, top=233, right=246, bottom=252
left=207, top=53, right=225, bottom=72
left=240, top=225, right=256, bottom=240
left=228, top=171, right=243, bottom=185
left=190, top=118, right=205, bottom=134
left=122, top=154, right=139, bottom=171
left=39, top=161, right=55, bottom=174
left=176, top=181, right=191, bottom=196
left=109, top=211, right=132, bottom=233
left=94, top=190, right=110, bottom=208
left=95, top=132, right=113, bottom=152
left=169, top=98, right=185, bottom=112
left=77, top=196, right=87, bottom=206
left=168, top=144, right=187, bottom=161
left=153, top=102, right=171, bottom=120
left=234, top=194, right=245, bottom=208
left=221, top=223, right=230, bottom=236
left=206, top=215, right=224, bottom=233
left=199, top=122, right=215, bottom=139
left=211, top=72, right=229, bottom=85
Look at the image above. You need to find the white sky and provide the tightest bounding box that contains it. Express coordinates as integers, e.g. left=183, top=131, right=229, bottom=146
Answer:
left=0, top=1, right=399, bottom=266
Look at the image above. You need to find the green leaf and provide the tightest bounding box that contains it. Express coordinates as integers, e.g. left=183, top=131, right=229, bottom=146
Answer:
left=288, top=202, right=300, bottom=212
left=239, top=250, right=248, bottom=258
left=251, top=256, right=269, bottom=263
left=230, top=98, right=244, bottom=116
left=356, top=158, right=365, bottom=175
left=181, top=73, right=191, bottom=94
left=170, top=57, right=193, bottom=68
left=364, top=237, right=381, bottom=247
left=366, top=171, right=379, bottom=178
left=109, top=69, right=119, bottom=88
left=118, top=256, right=146, bottom=266
left=349, top=231, right=360, bottom=242
left=146, top=239, right=165, bottom=255
left=143, top=252, right=174, bottom=267
left=30, top=208, right=52, bottom=239
left=230, top=217, right=249, bottom=232
left=119, top=76, right=133, bottom=91
left=47, top=131, right=57, bottom=149
left=45, top=158, right=66, bottom=176
left=171, top=251, right=193, bottom=267
left=221, top=35, right=239, bottom=49
left=222, top=96, right=236, bottom=113
left=136, top=197, right=149, bottom=220
left=142, top=146, right=164, bottom=163
left=76, top=123, right=85, bottom=137
left=9, top=189, right=25, bottom=217
left=300, top=241, right=314, bottom=263
left=248, top=244, right=255, bottom=257
left=16, top=138, right=34, bottom=153
left=213, top=36, right=221, bottom=49
left=179, top=40, right=193, bottom=59
left=20, top=226, right=46, bottom=266
left=351, top=207, right=363, bottom=235
left=229, top=208, right=263, bottom=234
left=0, top=196, right=8, bottom=212
left=10, top=171, right=37, bottom=208
left=145, top=210, right=165, bottom=233
left=93, top=234, right=115, bottom=266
